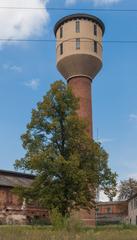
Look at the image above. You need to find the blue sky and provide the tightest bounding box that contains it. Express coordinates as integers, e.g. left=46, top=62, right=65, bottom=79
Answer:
left=0, top=0, right=137, bottom=184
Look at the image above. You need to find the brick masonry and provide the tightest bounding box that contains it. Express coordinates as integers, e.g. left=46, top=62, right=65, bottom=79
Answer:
left=68, top=76, right=93, bottom=138
left=68, top=76, right=96, bottom=225
left=0, top=186, right=49, bottom=224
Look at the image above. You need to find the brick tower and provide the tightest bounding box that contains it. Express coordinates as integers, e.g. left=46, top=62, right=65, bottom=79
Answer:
left=54, top=13, right=105, bottom=225
left=54, top=13, right=105, bottom=137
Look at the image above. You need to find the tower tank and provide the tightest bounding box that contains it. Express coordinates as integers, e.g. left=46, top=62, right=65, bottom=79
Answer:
left=54, top=13, right=105, bottom=138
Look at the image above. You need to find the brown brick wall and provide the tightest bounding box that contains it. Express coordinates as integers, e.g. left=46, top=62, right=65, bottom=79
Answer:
left=97, top=202, right=128, bottom=215
left=68, top=76, right=93, bottom=138
left=0, top=187, right=22, bottom=209
left=79, top=208, right=96, bottom=226
left=68, top=76, right=95, bottom=225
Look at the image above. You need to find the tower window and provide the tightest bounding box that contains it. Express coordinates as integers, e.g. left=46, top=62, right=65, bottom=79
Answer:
left=94, top=24, right=97, bottom=36
left=94, top=41, right=97, bottom=53
left=76, top=20, right=80, bottom=33
left=76, top=38, right=80, bottom=49
left=60, top=43, right=63, bottom=55
left=60, top=26, right=63, bottom=38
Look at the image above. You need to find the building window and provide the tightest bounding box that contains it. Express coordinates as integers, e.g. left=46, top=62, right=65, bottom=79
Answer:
left=107, top=207, right=112, bottom=213
left=131, top=199, right=133, bottom=209
left=76, top=38, right=80, bottom=49
left=60, top=26, right=63, bottom=38
left=60, top=43, right=63, bottom=55
left=94, top=24, right=97, bottom=36
left=94, top=41, right=97, bottom=53
left=76, top=20, right=80, bottom=33
left=134, top=197, right=137, bottom=209
left=96, top=208, right=99, bottom=213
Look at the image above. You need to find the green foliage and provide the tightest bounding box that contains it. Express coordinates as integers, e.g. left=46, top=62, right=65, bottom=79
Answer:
left=14, top=80, right=117, bottom=217
left=50, top=208, right=84, bottom=232
left=118, top=178, right=137, bottom=200
left=50, top=208, right=68, bottom=230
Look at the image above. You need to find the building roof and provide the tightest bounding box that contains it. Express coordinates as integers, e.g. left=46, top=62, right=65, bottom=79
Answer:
left=54, top=13, right=105, bottom=36
left=97, top=201, right=128, bottom=206
left=0, top=169, right=35, bottom=188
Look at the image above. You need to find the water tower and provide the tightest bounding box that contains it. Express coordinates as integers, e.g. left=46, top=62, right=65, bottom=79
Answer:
left=54, top=13, right=105, bottom=138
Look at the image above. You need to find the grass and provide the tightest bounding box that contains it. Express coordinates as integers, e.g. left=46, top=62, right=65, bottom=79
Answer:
left=0, top=225, right=137, bottom=240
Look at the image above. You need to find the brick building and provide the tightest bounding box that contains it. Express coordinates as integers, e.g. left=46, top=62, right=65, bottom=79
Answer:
left=0, top=170, right=48, bottom=224
left=96, top=201, right=128, bottom=225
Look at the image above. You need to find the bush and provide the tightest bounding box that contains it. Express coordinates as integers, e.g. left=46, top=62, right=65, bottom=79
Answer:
left=50, top=208, right=68, bottom=230
left=30, top=218, right=51, bottom=226
left=50, top=208, right=84, bottom=232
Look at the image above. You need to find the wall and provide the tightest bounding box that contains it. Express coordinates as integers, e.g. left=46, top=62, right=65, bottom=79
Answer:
left=128, top=196, right=137, bottom=225
left=96, top=202, right=128, bottom=225
left=0, top=187, right=21, bottom=209
left=56, top=18, right=103, bottom=80
left=0, top=186, right=49, bottom=225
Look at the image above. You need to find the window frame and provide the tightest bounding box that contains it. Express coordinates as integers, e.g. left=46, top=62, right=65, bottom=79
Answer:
left=94, top=40, right=97, bottom=53
left=76, top=20, right=80, bottom=33
left=94, top=23, right=97, bottom=36
left=60, top=43, right=63, bottom=55
left=60, top=26, right=63, bottom=38
left=76, top=38, right=80, bottom=50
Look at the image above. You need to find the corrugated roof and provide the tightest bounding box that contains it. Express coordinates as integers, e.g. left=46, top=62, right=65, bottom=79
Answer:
left=0, top=170, right=34, bottom=187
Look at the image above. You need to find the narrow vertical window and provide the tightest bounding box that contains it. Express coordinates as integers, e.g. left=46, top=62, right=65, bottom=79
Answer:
left=60, top=43, right=63, bottom=55
left=76, top=20, right=80, bottom=33
left=94, top=24, right=97, bottom=36
left=60, top=26, right=63, bottom=38
left=94, top=41, right=97, bottom=53
left=76, top=38, right=80, bottom=49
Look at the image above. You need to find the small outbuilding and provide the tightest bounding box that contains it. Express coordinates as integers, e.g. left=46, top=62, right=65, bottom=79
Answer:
left=0, top=169, right=49, bottom=224
left=128, top=193, right=137, bottom=225
left=96, top=201, right=128, bottom=225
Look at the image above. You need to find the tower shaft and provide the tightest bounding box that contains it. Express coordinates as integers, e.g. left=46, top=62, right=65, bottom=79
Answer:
left=68, top=76, right=93, bottom=137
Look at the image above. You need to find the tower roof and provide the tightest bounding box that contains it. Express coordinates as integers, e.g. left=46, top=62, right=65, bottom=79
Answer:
left=54, top=13, right=105, bottom=36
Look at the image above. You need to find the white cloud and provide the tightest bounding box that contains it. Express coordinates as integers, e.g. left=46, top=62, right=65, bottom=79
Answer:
left=0, top=0, right=49, bottom=46
left=99, top=190, right=118, bottom=202
left=24, top=79, right=40, bottom=90
left=96, top=138, right=113, bottom=144
left=92, top=0, right=121, bottom=5
left=66, top=0, right=77, bottom=5
left=66, top=0, right=121, bottom=6
left=127, top=173, right=137, bottom=180
left=129, top=114, right=137, bottom=122
left=99, top=190, right=109, bottom=202
left=3, top=64, right=22, bottom=73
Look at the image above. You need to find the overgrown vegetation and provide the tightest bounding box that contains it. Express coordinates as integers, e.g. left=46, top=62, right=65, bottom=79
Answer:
left=0, top=225, right=137, bottom=240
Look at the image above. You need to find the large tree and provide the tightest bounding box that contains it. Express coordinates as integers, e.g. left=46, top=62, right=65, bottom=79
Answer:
left=15, top=80, right=117, bottom=216
left=118, top=178, right=137, bottom=200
